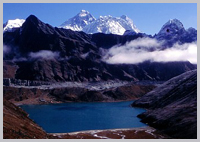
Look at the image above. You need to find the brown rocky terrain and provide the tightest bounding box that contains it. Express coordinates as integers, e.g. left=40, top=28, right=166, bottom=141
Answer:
left=3, top=83, right=155, bottom=105
left=3, top=60, right=18, bottom=78
left=3, top=98, right=49, bottom=139
left=3, top=86, right=57, bottom=105
left=132, top=70, right=197, bottom=139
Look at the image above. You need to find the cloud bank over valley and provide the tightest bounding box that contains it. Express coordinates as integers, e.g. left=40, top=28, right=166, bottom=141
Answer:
left=102, top=37, right=197, bottom=64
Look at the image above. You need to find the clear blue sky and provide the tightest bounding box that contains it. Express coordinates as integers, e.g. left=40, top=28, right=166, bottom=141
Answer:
left=3, top=3, right=197, bottom=35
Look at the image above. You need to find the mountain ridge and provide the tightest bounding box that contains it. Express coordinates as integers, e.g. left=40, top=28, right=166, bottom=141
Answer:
left=3, top=14, right=197, bottom=82
left=132, top=70, right=197, bottom=139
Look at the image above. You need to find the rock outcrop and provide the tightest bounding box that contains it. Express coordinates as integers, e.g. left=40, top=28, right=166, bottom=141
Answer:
left=132, top=70, right=197, bottom=139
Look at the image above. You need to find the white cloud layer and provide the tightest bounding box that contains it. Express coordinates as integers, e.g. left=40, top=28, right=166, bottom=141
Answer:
left=29, top=50, right=59, bottom=59
left=3, top=45, right=11, bottom=54
left=103, top=37, right=197, bottom=64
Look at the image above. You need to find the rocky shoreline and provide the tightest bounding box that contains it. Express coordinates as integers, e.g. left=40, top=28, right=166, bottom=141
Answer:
left=50, top=127, right=170, bottom=139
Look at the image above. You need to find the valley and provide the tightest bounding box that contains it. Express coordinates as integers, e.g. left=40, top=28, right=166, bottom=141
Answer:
left=3, top=79, right=156, bottom=105
left=3, top=8, right=197, bottom=139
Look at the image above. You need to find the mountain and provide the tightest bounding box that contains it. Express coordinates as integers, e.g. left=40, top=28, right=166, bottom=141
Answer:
left=3, top=15, right=196, bottom=82
left=60, top=10, right=96, bottom=31
left=132, top=70, right=197, bottom=139
left=155, top=19, right=197, bottom=46
left=3, top=98, right=48, bottom=138
left=82, top=15, right=140, bottom=35
left=3, top=19, right=25, bottom=32
left=59, top=10, right=140, bottom=35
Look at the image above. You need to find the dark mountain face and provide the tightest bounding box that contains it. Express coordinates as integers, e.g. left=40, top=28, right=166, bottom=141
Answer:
left=3, top=15, right=196, bottom=82
left=3, top=15, right=97, bottom=58
left=91, top=33, right=146, bottom=49
left=132, top=70, right=197, bottom=139
left=155, top=19, right=197, bottom=47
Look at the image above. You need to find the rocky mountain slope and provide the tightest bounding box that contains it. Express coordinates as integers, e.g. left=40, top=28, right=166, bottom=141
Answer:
left=132, top=70, right=197, bottom=139
left=155, top=19, right=197, bottom=46
left=3, top=98, right=49, bottom=139
left=3, top=15, right=196, bottom=82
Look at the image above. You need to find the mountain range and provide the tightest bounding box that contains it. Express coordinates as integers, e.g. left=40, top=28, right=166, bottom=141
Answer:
left=3, top=10, right=197, bottom=38
left=3, top=11, right=197, bottom=140
left=4, top=10, right=140, bottom=35
left=3, top=13, right=197, bottom=82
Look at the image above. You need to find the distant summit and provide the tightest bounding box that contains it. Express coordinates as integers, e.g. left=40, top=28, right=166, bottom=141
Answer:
left=60, top=10, right=96, bottom=31
left=157, top=19, right=185, bottom=37
left=59, top=10, right=140, bottom=35
left=155, top=19, right=197, bottom=46
left=82, top=14, right=140, bottom=35
left=3, top=19, right=25, bottom=32
left=3, top=13, right=196, bottom=41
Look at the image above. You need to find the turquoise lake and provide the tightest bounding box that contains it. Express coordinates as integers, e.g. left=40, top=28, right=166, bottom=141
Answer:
left=20, top=101, right=147, bottom=133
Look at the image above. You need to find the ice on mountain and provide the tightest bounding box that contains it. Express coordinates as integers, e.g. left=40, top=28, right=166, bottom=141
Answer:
left=60, top=10, right=96, bottom=31
left=60, top=10, right=140, bottom=35
left=3, top=19, right=25, bottom=32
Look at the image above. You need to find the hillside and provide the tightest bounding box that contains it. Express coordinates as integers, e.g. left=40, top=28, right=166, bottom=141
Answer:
left=3, top=98, right=49, bottom=139
left=132, top=70, right=197, bottom=139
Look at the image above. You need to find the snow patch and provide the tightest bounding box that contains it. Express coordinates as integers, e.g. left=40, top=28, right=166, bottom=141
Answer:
left=3, top=19, right=25, bottom=32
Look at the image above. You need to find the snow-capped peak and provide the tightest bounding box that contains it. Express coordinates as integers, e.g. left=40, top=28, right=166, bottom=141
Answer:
left=120, top=15, right=140, bottom=33
left=3, top=19, right=25, bottom=32
left=157, top=19, right=185, bottom=36
left=60, top=10, right=96, bottom=31
left=79, top=10, right=90, bottom=17
left=154, top=19, right=197, bottom=46
left=164, top=19, right=184, bottom=30
left=82, top=14, right=140, bottom=35
left=60, top=10, right=140, bottom=35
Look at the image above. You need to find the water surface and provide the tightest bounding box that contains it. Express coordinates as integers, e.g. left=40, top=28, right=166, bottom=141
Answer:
left=20, top=101, right=147, bottom=133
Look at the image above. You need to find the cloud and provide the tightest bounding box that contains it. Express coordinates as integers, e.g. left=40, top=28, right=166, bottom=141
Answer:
left=29, top=50, right=60, bottom=59
left=12, top=57, right=27, bottom=62
left=3, top=45, right=11, bottom=55
left=103, top=37, right=197, bottom=64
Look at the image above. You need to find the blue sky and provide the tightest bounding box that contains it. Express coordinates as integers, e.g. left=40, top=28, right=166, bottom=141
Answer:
left=3, top=3, right=197, bottom=35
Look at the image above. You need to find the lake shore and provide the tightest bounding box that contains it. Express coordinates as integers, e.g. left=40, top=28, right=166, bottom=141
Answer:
left=49, top=126, right=170, bottom=139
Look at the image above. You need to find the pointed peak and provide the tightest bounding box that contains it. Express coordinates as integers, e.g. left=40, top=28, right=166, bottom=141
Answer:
left=80, top=10, right=88, bottom=13
left=22, top=14, right=46, bottom=30
left=164, top=18, right=184, bottom=29
left=26, top=15, right=39, bottom=21
left=168, top=19, right=182, bottom=24
left=121, top=15, right=128, bottom=19
left=24, top=15, right=42, bottom=25
left=78, top=10, right=90, bottom=17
